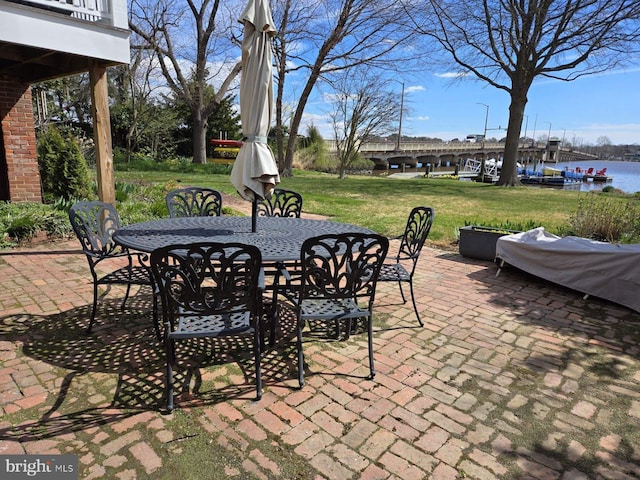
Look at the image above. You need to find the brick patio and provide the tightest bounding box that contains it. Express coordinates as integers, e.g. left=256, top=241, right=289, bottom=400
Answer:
left=1, top=238, right=639, bottom=479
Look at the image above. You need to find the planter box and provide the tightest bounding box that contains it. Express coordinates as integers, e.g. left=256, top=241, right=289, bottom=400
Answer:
left=458, top=226, right=520, bottom=261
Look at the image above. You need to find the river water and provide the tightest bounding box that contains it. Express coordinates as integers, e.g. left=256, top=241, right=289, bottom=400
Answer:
left=554, top=160, right=640, bottom=194
left=384, top=159, right=640, bottom=193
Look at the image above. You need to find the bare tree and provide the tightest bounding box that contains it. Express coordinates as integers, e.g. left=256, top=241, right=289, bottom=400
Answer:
left=110, top=44, right=159, bottom=162
left=414, top=0, right=640, bottom=186
left=129, top=0, right=241, bottom=164
left=271, top=0, right=420, bottom=177
left=327, top=70, right=401, bottom=178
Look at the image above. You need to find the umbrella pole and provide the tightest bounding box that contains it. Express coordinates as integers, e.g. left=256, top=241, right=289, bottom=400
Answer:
left=252, top=198, right=257, bottom=232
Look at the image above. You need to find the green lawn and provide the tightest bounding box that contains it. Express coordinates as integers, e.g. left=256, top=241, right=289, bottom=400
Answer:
left=115, top=169, right=596, bottom=249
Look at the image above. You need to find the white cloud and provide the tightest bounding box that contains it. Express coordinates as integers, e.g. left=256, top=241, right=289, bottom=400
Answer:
left=405, top=85, right=425, bottom=93
left=434, top=72, right=469, bottom=79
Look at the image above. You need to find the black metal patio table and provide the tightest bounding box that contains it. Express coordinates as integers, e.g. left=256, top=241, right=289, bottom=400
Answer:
left=112, top=216, right=374, bottom=261
left=113, top=216, right=376, bottom=346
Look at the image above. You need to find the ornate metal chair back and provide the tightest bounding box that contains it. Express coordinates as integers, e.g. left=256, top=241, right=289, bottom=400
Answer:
left=299, top=233, right=389, bottom=306
left=166, top=187, right=223, bottom=217
left=397, top=206, right=434, bottom=266
left=257, top=188, right=303, bottom=218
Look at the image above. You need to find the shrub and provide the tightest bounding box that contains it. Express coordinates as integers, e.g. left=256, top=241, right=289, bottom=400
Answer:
left=463, top=219, right=541, bottom=231
left=0, top=201, right=71, bottom=245
left=37, top=126, right=92, bottom=201
left=115, top=182, right=137, bottom=202
left=567, top=193, right=640, bottom=243
left=114, top=156, right=232, bottom=175
left=5, top=215, right=40, bottom=241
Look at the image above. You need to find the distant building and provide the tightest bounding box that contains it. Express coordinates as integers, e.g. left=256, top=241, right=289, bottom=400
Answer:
left=623, top=151, right=640, bottom=162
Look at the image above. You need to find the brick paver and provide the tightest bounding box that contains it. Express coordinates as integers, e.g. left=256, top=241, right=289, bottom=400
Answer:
left=1, top=238, right=639, bottom=479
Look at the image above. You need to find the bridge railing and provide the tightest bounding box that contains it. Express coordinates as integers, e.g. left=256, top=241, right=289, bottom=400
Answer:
left=326, top=141, right=534, bottom=153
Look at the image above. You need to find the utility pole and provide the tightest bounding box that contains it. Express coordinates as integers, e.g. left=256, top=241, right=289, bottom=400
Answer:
left=396, top=82, right=404, bottom=151
left=476, top=102, right=489, bottom=182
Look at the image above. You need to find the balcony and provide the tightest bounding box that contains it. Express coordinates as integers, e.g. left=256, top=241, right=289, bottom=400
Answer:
left=0, top=0, right=129, bottom=82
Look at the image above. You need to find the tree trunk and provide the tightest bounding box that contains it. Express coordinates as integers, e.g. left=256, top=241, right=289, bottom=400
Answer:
left=496, top=92, right=527, bottom=186
left=282, top=74, right=319, bottom=177
left=193, top=114, right=208, bottom=165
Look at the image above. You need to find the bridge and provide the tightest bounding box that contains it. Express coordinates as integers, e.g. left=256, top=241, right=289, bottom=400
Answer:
left=328, top=140, right=598, bottom=170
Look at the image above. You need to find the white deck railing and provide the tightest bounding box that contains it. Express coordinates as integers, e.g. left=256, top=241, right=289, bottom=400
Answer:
left=11, top=0, right=127, bottom=28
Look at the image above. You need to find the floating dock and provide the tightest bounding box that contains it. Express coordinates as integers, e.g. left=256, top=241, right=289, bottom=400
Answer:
left=520, top=176, right=566, bottom=186
left=583, top=174, right=613, bottom=182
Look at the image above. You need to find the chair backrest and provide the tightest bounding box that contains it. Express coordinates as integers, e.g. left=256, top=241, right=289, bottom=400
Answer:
left=166, top=187, right=222, bottom=217
left=150, top=242, right=262, bottom=332
left=299, top=233, right=389, bottom=304
left=257, top=188, right=303, bottom=218
left=69, top=201, right=122, bottom=258
left=397, top=206, right=434, bottom=262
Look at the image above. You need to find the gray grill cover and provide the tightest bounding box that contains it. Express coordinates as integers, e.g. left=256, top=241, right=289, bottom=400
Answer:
left=496, top=227, right=640, bottom=312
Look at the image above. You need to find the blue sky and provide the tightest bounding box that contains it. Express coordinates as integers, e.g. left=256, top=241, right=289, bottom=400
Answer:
left=301, top=67, right=640, bottom=146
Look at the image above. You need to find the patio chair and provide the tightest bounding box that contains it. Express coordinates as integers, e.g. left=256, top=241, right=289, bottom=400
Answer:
left=376, top=206, right=434, bottom=326
left=150, top=242, right=264, bottom=412
left=69, top=201, right=157, bottom=336
left=257, top=188, right=303, bottom=218
left=166, top=187, right=223, bottom=217
left=256, top=188, right=303, bottom=345
left=291, top=233, right=389, bottom=388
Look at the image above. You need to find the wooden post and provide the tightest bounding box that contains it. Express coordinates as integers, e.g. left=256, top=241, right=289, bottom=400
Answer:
left=89, top=60, right=115, bottom=205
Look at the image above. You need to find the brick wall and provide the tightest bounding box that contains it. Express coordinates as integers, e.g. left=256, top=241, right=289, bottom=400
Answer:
left=0, top=76, right=42, bottom=203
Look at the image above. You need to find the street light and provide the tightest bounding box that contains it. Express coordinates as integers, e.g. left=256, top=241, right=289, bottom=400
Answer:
left=476, top=102, right=489, bottom=182
left=476, top=102, right=489, bottom=147
left=396, top=82, right=405, bottom=151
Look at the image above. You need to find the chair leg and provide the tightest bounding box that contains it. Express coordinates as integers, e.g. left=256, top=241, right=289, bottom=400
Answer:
left=367, top=315, right=375, bottom=379
left=265, top=299, right=278, bottom=349
left=254, top=329, right=262, bottom=400
left=408, top=281, right=423, bottom=327
left=344, top=318, right=352, bottom=339
left=152, top=293, right=161, bottom=341
left=165, top=328, right=174, bottom=413
left=269, top=266, right=283, bottom=347
left=297, top=316, right=305, bottom=389
left=397, top=279, right=407, bottom=303
left=268, top=304, right=278, bottom=347
left=88, top=282, right=99, bottom=334
left=120, top=282, right=133, bottom=311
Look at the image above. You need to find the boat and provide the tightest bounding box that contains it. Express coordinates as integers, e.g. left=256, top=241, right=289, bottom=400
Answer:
left=518, top=165, right=583, bottom=187
left=210, top=139, right=243, bottom=148
left=209, top=138, right=242, bottom=162
left=542, top=166, right=563, bottom=176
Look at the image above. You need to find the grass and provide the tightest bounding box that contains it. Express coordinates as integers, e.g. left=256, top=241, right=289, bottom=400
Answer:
left=112, top=168, right=594, bottom=249
left=3, top=166, right=638, bottom=249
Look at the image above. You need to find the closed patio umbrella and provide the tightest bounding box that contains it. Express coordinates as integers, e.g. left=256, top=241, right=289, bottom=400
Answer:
left=230, top=0, right=280, bottom=232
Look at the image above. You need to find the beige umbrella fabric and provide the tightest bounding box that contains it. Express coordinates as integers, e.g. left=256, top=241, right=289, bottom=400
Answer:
left=230, top=0, right=280, bottom=205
